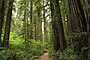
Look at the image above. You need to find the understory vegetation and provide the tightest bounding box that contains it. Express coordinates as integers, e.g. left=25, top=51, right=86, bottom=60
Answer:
left=0, top=0, right=90, bottom=60
left=0, top=32, right=48, bottom=60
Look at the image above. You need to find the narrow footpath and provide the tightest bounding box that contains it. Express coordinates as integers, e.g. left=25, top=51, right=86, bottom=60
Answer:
left=36, top=53, right=52, bottom=60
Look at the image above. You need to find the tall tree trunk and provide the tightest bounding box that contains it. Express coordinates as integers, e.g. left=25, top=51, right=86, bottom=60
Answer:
left=43, top=0, right=48, bottom=42
left=24, top=1, right=27, bottom=41
left=68, top=0, right=88, bottom=59
left=50, top=0, right=57, bottom=51
left=23, top=10, right=27, bottom=41
left=2, top=0, right=14, bottom=48
left=54, top=0, right=66, bottom=51
left=87, top=1, right=90, bottom=60
left=36, top=7, right=42, bottom=40
left=87, top=8, right=90, bottom=60
left=50, top=0, right=66, bottom=51
left=0, top=0, right=5, bottom=44
left=30, top=0, right=33, bottom=39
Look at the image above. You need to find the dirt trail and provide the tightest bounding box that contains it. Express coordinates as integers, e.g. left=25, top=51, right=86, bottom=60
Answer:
left=36, top=53, right=52, bottom=60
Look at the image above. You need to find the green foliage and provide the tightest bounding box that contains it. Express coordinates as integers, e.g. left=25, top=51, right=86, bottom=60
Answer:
left=50, top=48, right=78, bottom=60
left=0, top=49, right=34, bottom=60
left=67, top=29, right=87, bottom=40
left=0, top=32, right=48, bottom=60
left=68, top=32, right=87, bottom=39
left=25, top=40, right=45, bottom=56
left=67, top=29, right=87, bottom=47
left=61, top=48, right=78, bottom=60
left=0, top=41, right=44, bottom=60
left=10, top=32, right=24, bottom=45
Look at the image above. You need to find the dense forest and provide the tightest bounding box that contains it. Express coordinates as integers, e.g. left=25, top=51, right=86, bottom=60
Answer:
left=0, top=0, right=90, bottom=60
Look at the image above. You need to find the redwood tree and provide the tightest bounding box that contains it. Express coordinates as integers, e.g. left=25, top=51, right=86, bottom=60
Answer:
left=2, top=0, right=14, bottom=48
left=29, top=0, right=33, bottom=39
left=68, top=0, right=88, bottom=59
left=50, top=0, right=66, bottom=51
left=0, top=0, right=5, bottom=44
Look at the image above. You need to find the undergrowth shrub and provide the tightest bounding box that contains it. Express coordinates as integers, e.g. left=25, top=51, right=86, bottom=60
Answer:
left=49, top=47, right=78, bottom=60
left=0, top=32, right=47, bottom=60
left=25, top=40, right=45, bottom=56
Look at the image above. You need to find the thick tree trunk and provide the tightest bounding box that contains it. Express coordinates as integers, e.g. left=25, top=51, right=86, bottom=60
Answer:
left=50, top=0, right=66, bottom=51
left=50, top=0, right=59, bottom=51
left=87, top=9, right=90, bottom=60
left=2, top=0, right=14, bottom=48
left=87, top=1, right=90, bottom=60
left=68, top=0, right=88, bottom=59
left=54, top=0, right=66, bottom=51
left=0, top=0, right=5, bottom=44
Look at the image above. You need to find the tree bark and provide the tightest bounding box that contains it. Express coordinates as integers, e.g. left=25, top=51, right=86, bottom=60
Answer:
left=68, top=0, right=88, bottom=59
left=0, top=0, right=5, bottom=44
left=50, top=0, right=66, bottom=51
left=87, top=1, right=90, bottom=60
left=30, top=0, right=33, bottom=39
left=36, top=6, right=42, bottom=40
left=54, top=0, right=66, bottom=51
left=2, top=0, right=14, bottom=48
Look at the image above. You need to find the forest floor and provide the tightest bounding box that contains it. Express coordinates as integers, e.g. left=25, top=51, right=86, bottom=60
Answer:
left=36, top=52, right=52, bottom=60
